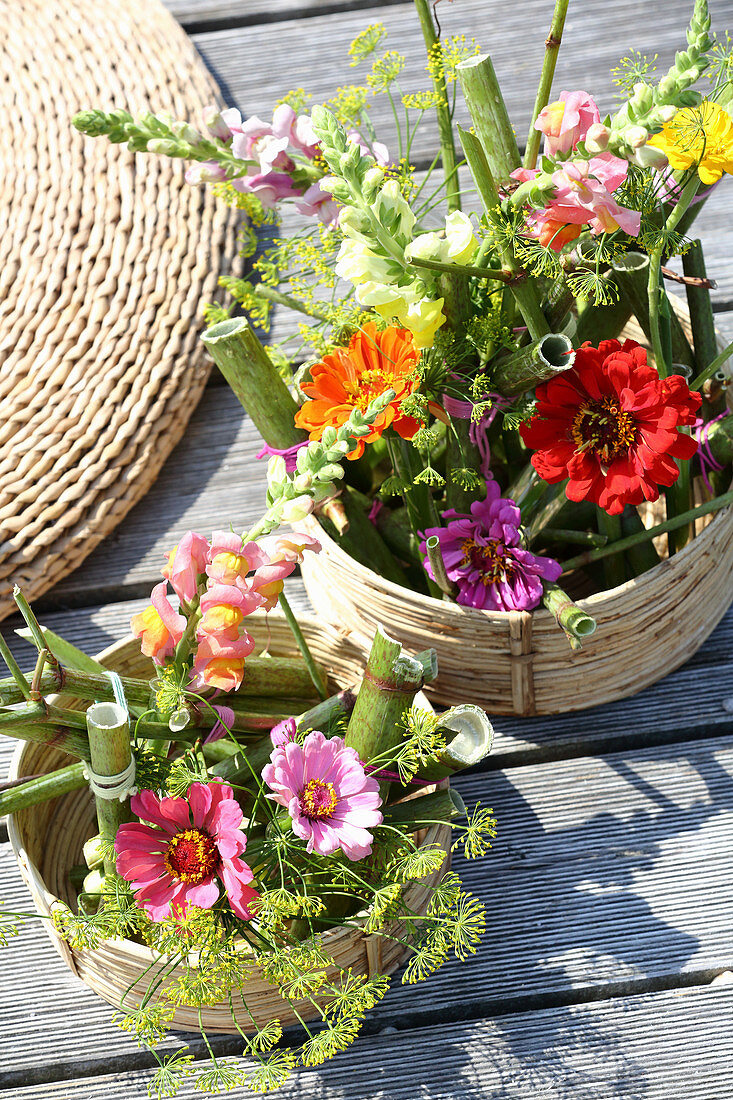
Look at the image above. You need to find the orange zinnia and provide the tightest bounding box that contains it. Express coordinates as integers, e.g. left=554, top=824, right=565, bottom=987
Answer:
left=295, top=322, right=421, bottom=459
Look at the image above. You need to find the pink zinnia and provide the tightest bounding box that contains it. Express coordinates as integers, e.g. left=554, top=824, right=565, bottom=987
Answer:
left=262, top=730, right=382, bottom=860
left=115, top=783, right=259, bottom=922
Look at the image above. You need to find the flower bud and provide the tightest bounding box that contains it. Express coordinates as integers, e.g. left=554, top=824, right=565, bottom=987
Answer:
left=293, top=471, right=314, bottom=492
left=202, top=105, right=233, bottom=141
left=185, top=161, right=228, bottom=185
left=584, top=122, right=610, bottom=154
left=171, top=120, right=205, bottom=146
left=624, top=125, right=649, bottom=149
left=281, top=495, right=314, bottom=523
left=267, top=455, right=287, bottom=488
left=631, top=142, right=669, bottom=169
left=147, top=138, right=185, bottom=157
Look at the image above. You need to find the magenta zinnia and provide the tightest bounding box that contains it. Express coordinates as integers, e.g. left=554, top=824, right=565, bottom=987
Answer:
left=115, top=782, right=259, bottom=922
left=420, top=481, right=562, bottom=611
left=262, top=730, right=383, bottom=860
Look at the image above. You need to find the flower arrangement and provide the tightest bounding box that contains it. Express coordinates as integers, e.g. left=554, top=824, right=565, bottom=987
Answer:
left=0, top=395, right=496, bottom=1097
left=73, top=0, right=733, bottom=663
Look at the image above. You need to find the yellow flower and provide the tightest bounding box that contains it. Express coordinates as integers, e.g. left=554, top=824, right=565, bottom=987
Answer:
left=647, top=100, right=733, bottom=185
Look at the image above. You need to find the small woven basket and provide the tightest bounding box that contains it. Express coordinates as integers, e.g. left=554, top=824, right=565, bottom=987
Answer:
left=301, top=306, right=733, bottom=716
left=7, top=616, right=450, bottom=1033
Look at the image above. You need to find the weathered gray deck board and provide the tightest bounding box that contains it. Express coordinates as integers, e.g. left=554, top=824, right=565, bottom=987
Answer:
left=165, top=0, right=404, bottom=28
left=2, top=733, right=733, bottom=1088
left=4, top=983, right=733, bottom=1099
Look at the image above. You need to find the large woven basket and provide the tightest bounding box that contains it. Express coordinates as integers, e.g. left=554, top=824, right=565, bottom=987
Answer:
left=301, top=307, right=733, bottom=716
left=7, top=616, right=450, bottom=1033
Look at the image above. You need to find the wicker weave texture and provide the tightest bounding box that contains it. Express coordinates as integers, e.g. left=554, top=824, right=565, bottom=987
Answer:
left=0, top=0, right=239, bottom=621
left=7, top=616, right=450, bottom=1033
left=301, top=307, right=733, bottom=716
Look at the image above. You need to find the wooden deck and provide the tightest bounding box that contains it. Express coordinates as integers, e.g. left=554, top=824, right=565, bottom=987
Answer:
left=2, top=0, right=733, bottom=1095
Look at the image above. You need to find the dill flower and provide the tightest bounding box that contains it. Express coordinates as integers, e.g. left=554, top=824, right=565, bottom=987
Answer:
left=647, top=100, right=733, bottom=184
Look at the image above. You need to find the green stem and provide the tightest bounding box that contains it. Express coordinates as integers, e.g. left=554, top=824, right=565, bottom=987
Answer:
left=457, top=126, right=549, bottom=341
left=456, top=54, right=520, bottom=180
left=0, top=633, right=32, bottom=701
left=408, top=255, right=512, bottom=282
left=541, top=527, right=608, bottom=547
left=561, top=490, right=733, bottom=572
left=254, top=285, right=331, bottom=323
left=425, top=535, right=458, bottom=598
left=490, top=333, right=574, bottom=397
left=12, top=587, right=49, bottom=655
left=595, top=508, right=626, bottom=589
left=277, top=592, right=328, bottom=701
left=523, top=0, right=570, bottom=169
left=690, top=337, right=733, bottom=391
left=682, top=240, right=719, bottom=378
left=542, top=582, right=597, bottom=649
left=413, top=0, right=461, bottom=212
left=0, top=763, right=86, bottom=816
left=648, top=174, right=699, bottom=379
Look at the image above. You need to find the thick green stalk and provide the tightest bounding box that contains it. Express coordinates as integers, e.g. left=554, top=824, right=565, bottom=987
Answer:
left=703, top=414, right=733, bottom=467
left=524, top=0, right=571, bottom=169
left=574, top=284, right=634, bottom=346
left=345, top=627, right=425, bottom=800
left=543, top=275, right=575, bottom=331
left=457, top=54, right=520, bottom=180
left=648, top=174, right=700, bottom=379
left=0, top=718, right=90, bottom=760
left=612, top=253, right=694, bottom=368
left=416, top=705, right=494, bottom=781
left=413, top=0, right=461, bottom=211
left=85, top=701, right=133, bottom=877
left=12, top=587, right=49, bottom=655
left=0, top=763, right=86, bottom=816
left=682, top=240, right=719, bottom=377
left=322, top=486, right=411, bottom=587
left=373, top=504, right=422, bottom=566
left=457, top=126, right=549, bottom=341
left=526, top=481, right=569, bottom=541
left=542, top=583, right=597, bottom=650
left=490, top=333, right=574, bottom=397
left=278, top=592, right=328, bottom=701
left=595, top=508, right=626, bottom=589
left=201, top=318, right=306, bottom=448
left=560, top=490, right=733, bottom=572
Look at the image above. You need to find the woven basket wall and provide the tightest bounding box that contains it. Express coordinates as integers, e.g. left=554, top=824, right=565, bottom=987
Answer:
left=301, top=304, right=733, bottom=716
left=0, top=0, right=240, bottom=621
left=7, top=616, right=450, bottom=1033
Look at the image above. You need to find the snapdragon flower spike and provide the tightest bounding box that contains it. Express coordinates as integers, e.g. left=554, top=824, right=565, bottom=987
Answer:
left=162, top=531, right=210, bottom=604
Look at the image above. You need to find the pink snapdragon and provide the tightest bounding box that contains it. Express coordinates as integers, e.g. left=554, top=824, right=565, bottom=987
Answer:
left=206, top=532, right=269, bottom=587
left=163, top=531, right=210, bottom=604
left=535, top=91, right=601, bottom=155
left=114, top=783, right=259, bottom=922
left=262, top=730, right=383, bottom=859
left=130, top=582, right=186, bottom=664
left=252, top=532, right=322, bottom=611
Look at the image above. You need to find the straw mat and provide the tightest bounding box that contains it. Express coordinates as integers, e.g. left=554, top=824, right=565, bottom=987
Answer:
left=0, top=0, right=239, bottom=620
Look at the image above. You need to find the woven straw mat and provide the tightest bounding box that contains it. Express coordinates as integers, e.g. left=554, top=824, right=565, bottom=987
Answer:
left=0, top=0, right=240, bottom=620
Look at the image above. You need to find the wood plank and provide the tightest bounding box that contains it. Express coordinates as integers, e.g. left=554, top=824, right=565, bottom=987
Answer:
left=189, top=0, right=733, bottom=170
left=2, top=984, right=732, bottom=1097
left=2, top=595, right=731, bottom=782
left=3, top=734, right=733, bottom=1087
left=164, top=0, right=407, bottom=31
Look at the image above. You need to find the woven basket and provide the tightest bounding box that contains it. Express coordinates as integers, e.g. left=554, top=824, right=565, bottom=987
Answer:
left=7, top=615, right=450, bottom=1033
left=301, top=306, right=733, bottom=716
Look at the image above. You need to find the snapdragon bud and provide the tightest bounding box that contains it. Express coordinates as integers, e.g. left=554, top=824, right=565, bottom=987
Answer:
left=147, top=138, right=187, bottom=157
left=585, top=122, right=610, bottom=154
left=281, top=495, right=314, bottom=523
left=623, top=125, right=649, bottom=149
left=631, top=142, right=669, bottom=169
left=202, top=105, right=233, bottom=141
left=171, top=120, right=205, bottom=147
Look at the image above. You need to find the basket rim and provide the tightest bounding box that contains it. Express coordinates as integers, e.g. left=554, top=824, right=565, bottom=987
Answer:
left=303, top=488, right=733, bottom=623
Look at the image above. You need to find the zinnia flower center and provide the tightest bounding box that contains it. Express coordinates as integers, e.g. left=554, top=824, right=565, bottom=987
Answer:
left=570, top=396, right=636, bottom=461
left=461, top=537, right=511, bottom=584
left=164, top=828, right=219, bottom=884
left=300, top=778, right=338, bottom=819
left=342, top=367, right=406, bottom=412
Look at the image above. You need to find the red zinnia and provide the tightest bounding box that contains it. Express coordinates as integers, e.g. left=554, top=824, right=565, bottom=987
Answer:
left=519, top=339, right=701, bottom=515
